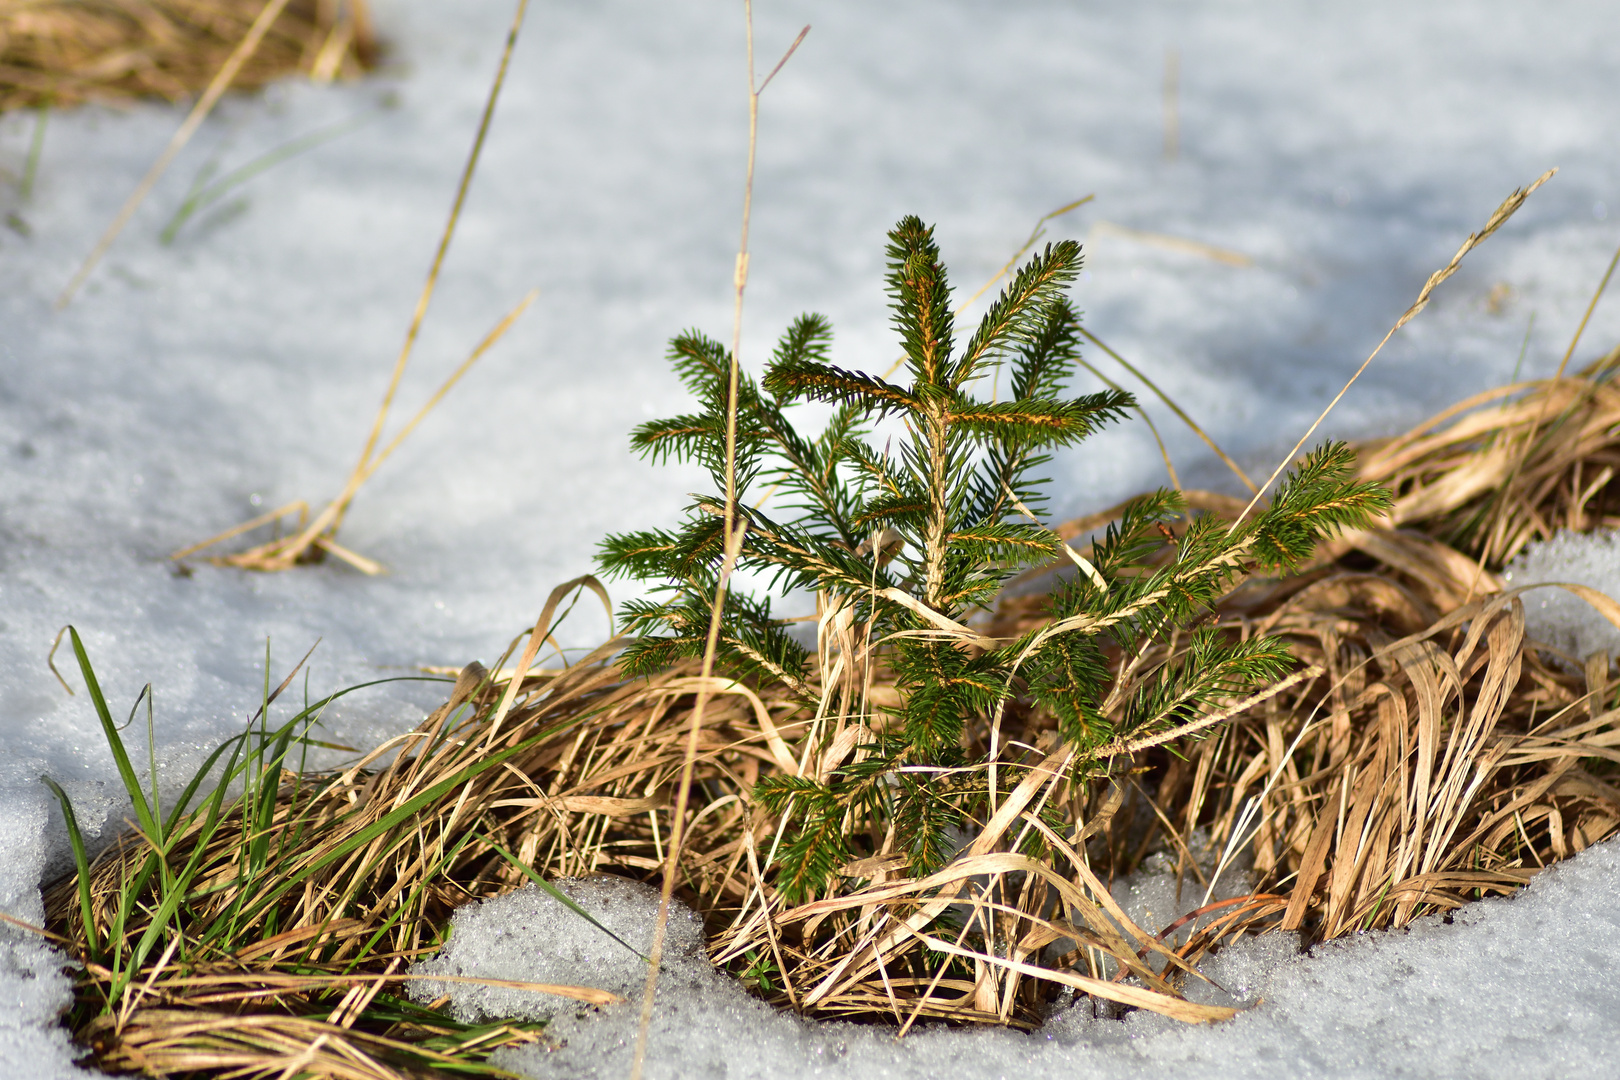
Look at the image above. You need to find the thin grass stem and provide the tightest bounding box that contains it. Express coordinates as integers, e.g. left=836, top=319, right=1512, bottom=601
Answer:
left=56, top=0, right=295, bottom=308
left=19, top=100, right=47, bottom=200
left=632, top=10, right=807, bottom=1079
left=1077, top=326, right=1249, bottom=492
left=1233, top=168, right=1556, bottom=531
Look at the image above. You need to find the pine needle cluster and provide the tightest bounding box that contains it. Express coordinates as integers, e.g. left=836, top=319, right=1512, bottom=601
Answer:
left=600, top=216, right=1389, bottom=903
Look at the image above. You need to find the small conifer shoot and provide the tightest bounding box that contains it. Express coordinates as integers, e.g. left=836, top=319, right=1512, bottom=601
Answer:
left=601, top=216, right=1391, bottom=905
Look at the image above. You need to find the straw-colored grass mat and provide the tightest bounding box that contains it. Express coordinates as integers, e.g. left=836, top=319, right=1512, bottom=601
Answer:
left=37, top=357, right=1620, bottom=1069
left=0, top=0, right=373, bottom=111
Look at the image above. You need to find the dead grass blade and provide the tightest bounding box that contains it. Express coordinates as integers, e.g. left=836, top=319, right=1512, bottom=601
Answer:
left=1091, top=220, right=1253, bottom=267
left=957, top=195, right=1095, bottom=313
left=85, top=1007, right=537, bottom=1080
left=170, top=501, right=308, bottom=562
left=1076, top=326, right=1256, bottom=493
left=171, top=0, right=534, bottom=574
left=1553, top=240, right=1620, bottom=379
left=336, top=0, right=530, bottom=535
left=1352, top=356, right=1620, bottom=567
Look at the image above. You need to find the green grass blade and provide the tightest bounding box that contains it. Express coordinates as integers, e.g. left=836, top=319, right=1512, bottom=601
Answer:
left=143, top=685, right=162, bottom=848
left=226, top=714, right=584, bottom=934
left=19, top=101, right=46, bottom=201
left=160, top=115, right=371, bottom=244
left=67, top=628, right=159, bottom=841
left=347, top=832, right=479, bottom=967
left=39, top=776, right=99, bottom=960
left=161, top=728, right=249, bottom=837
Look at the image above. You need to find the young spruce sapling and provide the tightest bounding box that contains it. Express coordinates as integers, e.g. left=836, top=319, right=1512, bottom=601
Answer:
left=600, top=216, right=1389, bottom=902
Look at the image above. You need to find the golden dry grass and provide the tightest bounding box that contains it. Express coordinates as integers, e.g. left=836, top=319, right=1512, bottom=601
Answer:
left=1356, top=344, right=1620, bottom=568
left=0, top=0, right=374, bottom=112
left=44, top=357, right=1620, bottom=1065
left=987, top=352, right=1620, bottom=960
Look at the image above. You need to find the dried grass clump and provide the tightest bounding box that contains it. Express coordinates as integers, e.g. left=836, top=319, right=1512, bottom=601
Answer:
left=41, top=579, right=821, bottom=1075
left=1355, top=345, right=1620, bottom=568
left=40, top=362, right=1620, bottom=1070
left=1071, top=561, right=1620, bottom=957
left=985, top=355, right=1620, bottom=957
left=0, top=0, right=375, bottom=112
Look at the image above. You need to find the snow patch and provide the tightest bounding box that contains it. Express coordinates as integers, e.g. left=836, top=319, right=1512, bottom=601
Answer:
left=1504, top=530, right=1620, bottom=661
left=401, top=839, right=1620, bottom=1080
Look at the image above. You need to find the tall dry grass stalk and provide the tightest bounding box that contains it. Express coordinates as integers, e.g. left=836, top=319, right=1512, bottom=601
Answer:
left=172, top=0, right=536, bottom=575
left=1161, top=48, right=1178, bottom=162
left=1235, top=169, right=1558, bottom=530
left=630, top=8, right=810, bottom=1078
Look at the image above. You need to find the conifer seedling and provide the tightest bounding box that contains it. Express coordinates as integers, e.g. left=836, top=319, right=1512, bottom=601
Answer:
left=600, top=216, right=1389, bottom=903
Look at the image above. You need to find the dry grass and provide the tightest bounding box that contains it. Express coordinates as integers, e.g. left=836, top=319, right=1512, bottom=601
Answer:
left=42, top=574, right=1245, bottom=1077
left=50, top=352, right=1620, bottom=1050
left=48, top=449, right=1620, bottom=1063
left=1355, top=343, right=1620, bottom=568
left=986, top=348, right=1620, bottom=958
left=172, top=0, right=537, bottom=574
left=41, top=359, right=1620, bottom=1068
left=0, top=0, right=375, bottom=113
left=39, top=575, right=828, bottom=1073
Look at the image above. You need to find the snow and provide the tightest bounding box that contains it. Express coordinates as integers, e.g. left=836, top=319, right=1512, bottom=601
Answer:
left=1505, top=532, right=1620, bottom=661
left=1, top=0, right=1619, bottom=1074
left=409, top=875, right=702, bottom=1025
left=411, top=840, right=1620, bottom=1080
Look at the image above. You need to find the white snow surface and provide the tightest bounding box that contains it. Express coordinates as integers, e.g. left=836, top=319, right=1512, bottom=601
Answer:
left=412, top=845, right=1620, bottom=1080
left=408, top=876, right=708, bottom=1024
left=0, top=0, right=1618, bottom=1074
left=1506, top=531, right=1620, bottom=662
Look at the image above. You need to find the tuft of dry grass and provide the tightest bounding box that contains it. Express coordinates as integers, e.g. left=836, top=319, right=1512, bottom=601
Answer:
left=0, top=0, right=375, bottom=113
left=1353, top=343, right=1620, bottom=568
left=37, top=575, right=804, bottom=1066
left=43, top=365, right=1620, bottom=1066
left=987, top=349, right=1620, bottom=956
left=1096, top=563, right=1620, bottom=951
